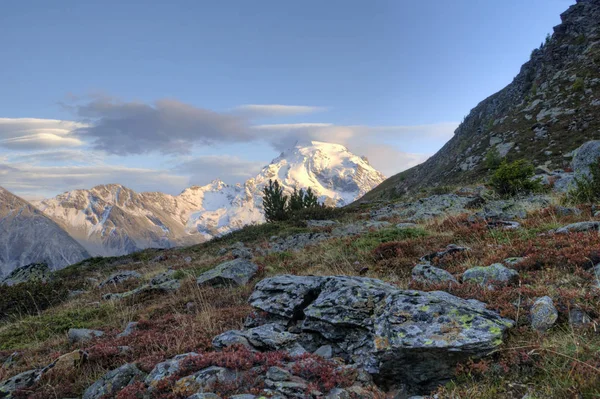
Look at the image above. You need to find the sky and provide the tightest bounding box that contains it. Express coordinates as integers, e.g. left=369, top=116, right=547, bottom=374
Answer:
left=0, top=0, right=574, bottom=199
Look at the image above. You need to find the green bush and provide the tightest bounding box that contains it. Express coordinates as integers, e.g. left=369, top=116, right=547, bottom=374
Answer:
left=567, top=158, right=600, bottom=204
left=485, top=147, right=503, bottom=170
left=490, top=159, right=542, bottom=197
left=572, top=77, right=585, bottom=92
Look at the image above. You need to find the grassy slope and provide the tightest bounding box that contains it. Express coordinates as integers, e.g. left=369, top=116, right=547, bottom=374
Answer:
left=1, top=194, right=600, bottom=397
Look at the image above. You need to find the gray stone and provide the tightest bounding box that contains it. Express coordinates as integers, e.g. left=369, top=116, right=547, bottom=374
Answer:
left=117, top=322, right=139, bottom=338
left=326, top=388, right=350, bottom=399
left=267, top=232, right=330, bottom=253
left=463, top=264, right=519, bottom=286
left=248, top=275, right=513, bottom=393
left=313, top=345, right=333, bottom=359
left=244, top=324, right=299, bottom=350
left=175, top=366, right=235, bottom=395
left=212, top=330, right=251, bottom=349
left=306, top=220, right=338, bottom=228
left=412, top=264, right=458, bottom=284
left=229, top=396, right=257, bottom=399
left=0, top=369, right=41, bottom=397
left=555, top=221, right=600, bottom=234
left=266, top=366, right=292, bottom=382
left=68, top=328, right=104, bottom=344
left=396, top=223, right=418, bottom=229
left=83, top=363, right=145, bottom=399
left=554, top=206, right=583, bottom=216
left=187, top=394, right=221, bottom=399
left=371, top=194, right=478, bottom=222
left=531, top=296, right=558, bottom=332
left=98, top=270, right=142, bottom=288
left=103, top=278, right=181, bottom=301
left=572, top=140, right=600, bottom=178
left=420, top=244, right=470, bottom=263
left=569, top=308, right=593, bottom=327
left=146, top=352, right=198, bottom=387
left=150, top=269, right=176, bottom=285
left=503, top=257, right=526, bottom=267
left=196, top=259, right=258, bottom=287
left=1, top=263, right=51, bottom=286
left=478, top=196, right=551, bottom=220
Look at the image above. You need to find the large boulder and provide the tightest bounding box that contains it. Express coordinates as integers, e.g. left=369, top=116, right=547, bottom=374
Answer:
left=572, top=140, right=600, bottom=178
left=0, top=369, right=41, bottom=398
left=462, top=264, right=519, bottom=286
left=83, top=363, right=145, bottom=399
left=0, top=263, right=51, bottom=286
left=234, top=275, right=513, bottom=393
left=196, top=259, right=258, bottom=287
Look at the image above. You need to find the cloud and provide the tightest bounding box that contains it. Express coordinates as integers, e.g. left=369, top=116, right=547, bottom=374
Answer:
left=174, top=155, right=264, bottom=186
left=6, top=149, right=104, bottom=165
left=72, top=98, right=253, bottom=155
left=234, top=104, right=326, bottom=118
left=0, top=162, right=188, bottom=200
left=0, top=118, right=85, bottom=150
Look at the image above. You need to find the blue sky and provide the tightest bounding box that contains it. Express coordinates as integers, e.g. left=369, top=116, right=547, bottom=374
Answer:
left=0, top=0, right=574, bottom=198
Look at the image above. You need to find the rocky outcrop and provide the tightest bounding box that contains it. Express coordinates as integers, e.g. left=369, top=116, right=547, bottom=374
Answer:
left=83, top=363, right=145, bottom=399
left=360, top=0, right=600, bottom=201
left=0, top=263, right=51, bottom=286
left=196, top=259, right=258, bottom=287
left=216, top=275, right=514, bottom=393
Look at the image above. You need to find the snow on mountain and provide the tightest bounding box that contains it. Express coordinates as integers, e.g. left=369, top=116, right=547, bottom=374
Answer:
left=0, top=186, right=90, bottom=276
left=35, top=141, right=385, bottom=256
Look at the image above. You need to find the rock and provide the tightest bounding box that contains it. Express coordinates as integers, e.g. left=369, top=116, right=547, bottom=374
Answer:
left=1, top=352, right=20, bottom=370
left=371, top=194, right=479, bottom=222
left=555, top=221, right=600, bottom=234
left=117, top=321, right=139, bottom=338
left=420, top=244, right=470, bottom=263
left=326, top=388, right=351, bottom=399
left=306, top=220, right=338, bottom=228
left=174, top=366, right=236, bottom=396
left=103, top=278, right=181, bottom=301
left=266, top=366, right=292, bottom=382
left=265, top=378, right=309, bottom=398
left=212, top=330, right=251, bottom=349
left=554, top=206, right=583, bottom=216
left=150, top=269, right=176, bottom=285
left=83, top=363, right=145, bottom=399
left=248, top=275, right=513, bottom=393
left=503, top=257, right=526, bottom=267
left=463, top=264, right=519, bottom=286
left=412, top=264, right=458, bottom=284
left=0, top=369, right=41, bottom=397
left=531, top=296, right=558, bottom=332
left=146, top=352, right=198, bottom=388
left=69, top=290, right=86, bottom=298
left=477, top=196, right=551, bottom=221
left=267, top=232, right=330, bottom=253
left=572, top=140, right=600, bottom=178
left=184, top=257, right=193, bottom=263
left=0, top=263, right=51, bottom=286
left=486, top=220, right=521, bottom=230
left=68, top=328, right=104, bottom=344
left=552, top=173, right=576, bottom=193
left=229, top=396, right=257, bottom=399
left=98, top=270, right=142, bottom=288
left=314, top=345, right=333, bottom=359
left=43, top=349, right=88, bottom=376
left=244, top=324, right=299, bottom=351
left=187, top=394, right=221, bottom=399
left=569, top=308, right=593, bottom=327
left=396, top=223, right=418, bottom=229
left=196, top=259, right=258, bottom=287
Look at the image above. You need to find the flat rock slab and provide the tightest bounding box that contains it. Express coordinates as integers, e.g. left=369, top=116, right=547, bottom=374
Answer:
left=244, top=275, right=513, bottom=393
left=555, top=221, right=600, bottom=234
left=196, top=259, right=258, bottom=287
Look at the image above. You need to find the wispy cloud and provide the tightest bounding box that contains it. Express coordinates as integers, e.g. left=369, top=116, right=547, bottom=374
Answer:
left=234, top=104, right=327, bottom=117
left=0, top=118, right=85, bottom=150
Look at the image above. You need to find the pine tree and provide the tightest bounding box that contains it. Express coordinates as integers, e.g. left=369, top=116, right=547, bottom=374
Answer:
left=303, top=187, right=320, bottom=208
left=262, top=179, right=288, bottom=222
left=288, top=187, right=305, bottom=211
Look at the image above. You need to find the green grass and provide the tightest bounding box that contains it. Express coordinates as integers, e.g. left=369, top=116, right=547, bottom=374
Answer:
left=351, top=227, right=429, bottom=253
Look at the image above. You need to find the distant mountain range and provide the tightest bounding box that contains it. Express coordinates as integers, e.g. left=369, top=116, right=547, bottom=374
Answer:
left=0, top=187, right=89, bottom=276
left=4, top=141, right=384, bottom=262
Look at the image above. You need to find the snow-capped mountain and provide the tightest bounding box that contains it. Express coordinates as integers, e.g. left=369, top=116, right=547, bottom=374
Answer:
left=35, top=141, right=385, bottom=256
left=0, top=187, right=89, bottom=276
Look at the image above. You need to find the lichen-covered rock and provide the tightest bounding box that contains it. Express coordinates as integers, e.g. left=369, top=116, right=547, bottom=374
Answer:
left=68, top=328, right=104, bottom=344
left=83, top=363, right=145, bottom=399
left=150, top=269, right=175, bottom=285
left=174, top=366, right=235, bottom=396
left=98, top=270, right=142, bottom=288
left=267, top=233, right=330, bottom=253
left=371, top=194, right=479, bottom=222
left=462, top=264, right=519, bottom=286
left=212, top=330, right=251, bottom=349
left=306, top=220, right=338, bottom=228
left=0, top=369, right=41, bottom=398
left=572, top=140, right=600, bottom=178
left=531, top=296, right=558, bottom=332
left=0, top=263, right=51, bottom=286
left=146, top=352, right=198, bottom=388
left=476, top=196, right=551, bottom=221
left=103, top=278, right=181, bottom=301
left=43, top=349, right=87, bottom=377
left=412, top=264, right=458, bottom=284
left=555, top=221, right=600, bottom=234
left=187, top=393, right=222, bottom=399
left=196, top=259, right=258, bottom=287
left=248, top=275, right=513, bottom=393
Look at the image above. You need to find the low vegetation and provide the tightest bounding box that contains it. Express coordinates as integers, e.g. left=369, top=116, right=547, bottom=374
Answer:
left=489, top=159, right=542, bottom=197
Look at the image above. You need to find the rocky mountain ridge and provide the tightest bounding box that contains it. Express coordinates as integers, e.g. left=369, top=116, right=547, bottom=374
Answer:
left=362, top=0, right=600, bottom=201
left=35, top=141, right=385, bottom=257
left=0, top=187, right=89, bottom=276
